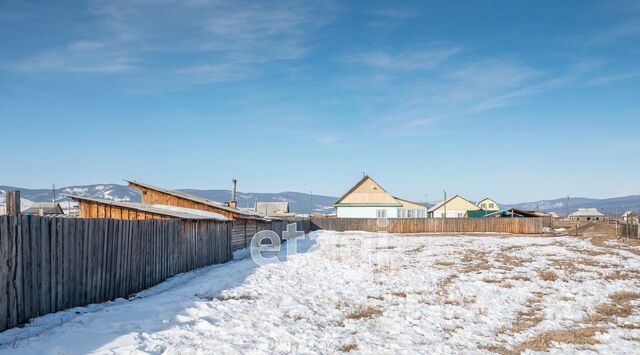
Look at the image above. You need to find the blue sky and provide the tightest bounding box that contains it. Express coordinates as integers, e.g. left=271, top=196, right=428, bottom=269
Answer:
left=1, top=0, right=639, bottom=203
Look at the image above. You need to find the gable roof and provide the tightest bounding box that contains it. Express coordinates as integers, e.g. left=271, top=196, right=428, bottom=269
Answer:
left=126, top=180, right=265, bottom=220
left=333, top=175, right=401, bottom=207
left=428, top=195, right=479, bottom=212
left=569, top=208, right=604, bottom=217
left=22, top=202, right=64, bottom=215
left=67, top=195, right=232, bottom=221
left=477, top=197, right=498, bottom=206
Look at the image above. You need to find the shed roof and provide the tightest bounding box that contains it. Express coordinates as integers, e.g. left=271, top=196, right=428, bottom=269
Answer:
left=22, top=202, right=64, bottom=215
left=66, top=195, right=232, bottom=221
left=466, top=210, right=499, bottom=218
left=126, top=180, right=266, bottom=220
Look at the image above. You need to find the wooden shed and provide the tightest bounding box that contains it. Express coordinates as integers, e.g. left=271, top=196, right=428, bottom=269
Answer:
left=125, top=180, right=278, bottom=250
left=68, top=195, right=232, bottom=221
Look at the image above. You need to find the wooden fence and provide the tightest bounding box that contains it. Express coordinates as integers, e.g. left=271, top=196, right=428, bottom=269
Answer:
left=310, top=217, right=543, bottom=234
left=0, top=215, right=233, bottom=332
left=616, top=222, right=639, bottom=239
left=231, top=218, right=313, bottom=251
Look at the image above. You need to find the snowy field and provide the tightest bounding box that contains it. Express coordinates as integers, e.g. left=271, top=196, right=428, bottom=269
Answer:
left=1, top=230, right=640, bottom=354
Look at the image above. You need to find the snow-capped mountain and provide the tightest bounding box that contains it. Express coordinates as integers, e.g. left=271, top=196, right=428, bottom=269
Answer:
left=0, top=184, right=337, bottom=214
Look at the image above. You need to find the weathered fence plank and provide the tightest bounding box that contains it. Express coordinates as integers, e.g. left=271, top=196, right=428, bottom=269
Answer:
left=0, top=216, right=233, bottom=332
left=310, top=217, right=543, bottom=234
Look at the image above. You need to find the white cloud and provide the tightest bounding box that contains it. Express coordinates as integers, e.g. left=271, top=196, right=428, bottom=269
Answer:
left=13, top=0, right=337, bottom=81
left=16, top=41, right=136, bottom=73
left=344, top=47, right=462, bottom=71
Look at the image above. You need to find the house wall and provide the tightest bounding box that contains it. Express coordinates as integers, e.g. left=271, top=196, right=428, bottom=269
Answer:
left=430, top=196, right=480, bottom=218
left=337, top=206, right=399, bottom=218
left=337, top=206, right=428, bottom=218
left=478, top=198, right=499, bottom=210
left=431, top=210, right=470, bottom=218
left=570, top=216, right=604, bottom=222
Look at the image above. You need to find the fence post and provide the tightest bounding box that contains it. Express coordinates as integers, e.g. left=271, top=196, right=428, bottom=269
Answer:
left=6, top=191, right=20, bottom=215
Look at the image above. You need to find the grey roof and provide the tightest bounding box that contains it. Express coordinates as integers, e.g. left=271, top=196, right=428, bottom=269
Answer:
left=66, top=195, right=232, bottom=221
left=569, top=208, right=605, bottom=217
left=622, top=211, right=637, bottom=217
left=125, top=180, right=266, bottom=220
left=255, top=201, right=289, bottom=216
left=22, top=202, right=64, bottom=215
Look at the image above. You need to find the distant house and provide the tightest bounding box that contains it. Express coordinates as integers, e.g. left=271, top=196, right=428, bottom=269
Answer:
left=255, top=201, right=293, bottom=217
left=622, top=211, right=638, bottom=224
left=569, top=208, right=605, bottom=222
left=428, top=195, right=480, bottom=218
left=333, top=175, right=426, bottom=218
left=22, top=202, right=64, bottom=216
left=477, top=198, right=499, bottom=211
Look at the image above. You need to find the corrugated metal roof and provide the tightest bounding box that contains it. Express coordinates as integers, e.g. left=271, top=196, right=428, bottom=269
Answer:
left=126, top=180, right=266, bottom=220
left=66, top=195, right=232, bottom=221
left=569, top=208, right=604, bottom=217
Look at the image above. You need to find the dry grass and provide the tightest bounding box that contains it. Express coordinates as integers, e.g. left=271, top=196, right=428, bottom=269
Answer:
left=609, top=291, right=640, bottom=303
left=495, top=253, right=532, bottom=268
left=390, top=291, right=407, bottom=298
left=516, top=326, right=606, bottom=352
left=372, top=264, right=391, bottom=274
left=345, top=306, right=383, bottom=320
left=405, top=245, right=425, bottom=254
left=339, top=342, right=358, bottom=352
left=501, top=294, right=544, bottom=334
left=604, top=269, right=640, bottom=280
left=538, top=271, right=558, bottom=281
left=433, top=260, right=455, bottom=267
left=367, top=295, right=384, bottom=301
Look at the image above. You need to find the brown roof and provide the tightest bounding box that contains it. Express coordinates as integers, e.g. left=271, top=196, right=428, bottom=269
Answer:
left=126, top=180, right=267, bottom=220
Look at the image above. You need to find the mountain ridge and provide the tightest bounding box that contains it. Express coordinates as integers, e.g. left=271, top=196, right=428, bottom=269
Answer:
left=1, top=184, right=638, bottom=215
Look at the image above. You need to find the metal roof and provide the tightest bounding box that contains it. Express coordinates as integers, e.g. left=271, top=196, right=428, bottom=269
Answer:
left=66, top=195, right=232, bottom=221
left=569, top=208, right=605, bottom=217
left=125, top=180, right=266, bottom=220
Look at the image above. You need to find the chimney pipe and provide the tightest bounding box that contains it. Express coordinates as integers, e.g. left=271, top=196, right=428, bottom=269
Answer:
left=230, top=179, right=237, bottom=209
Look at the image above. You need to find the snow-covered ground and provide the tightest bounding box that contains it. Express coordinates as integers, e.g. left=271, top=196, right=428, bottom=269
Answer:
left=1, top=231, right=640, bottom=354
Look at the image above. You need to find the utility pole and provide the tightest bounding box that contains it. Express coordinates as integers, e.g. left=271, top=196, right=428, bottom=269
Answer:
left=6, top=191, right=20, bottom=215
left=310, top=191, right=313, bottom=216
left=566, top=195, right=570, bottom=218
left=443, top=190, right=447, bottom=219
left=52, top=183, right=56, bottom=203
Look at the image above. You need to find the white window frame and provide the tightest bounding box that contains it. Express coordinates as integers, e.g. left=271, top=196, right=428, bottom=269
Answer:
left=376, top=209, right=387, bottom=218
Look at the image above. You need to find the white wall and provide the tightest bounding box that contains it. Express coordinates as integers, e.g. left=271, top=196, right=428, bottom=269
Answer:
left=431, top=210, right=468, bottom=218
left=337, top=206, right=398, bottom=218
